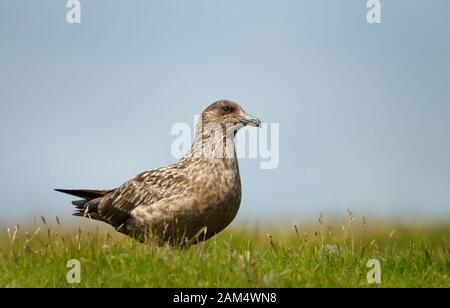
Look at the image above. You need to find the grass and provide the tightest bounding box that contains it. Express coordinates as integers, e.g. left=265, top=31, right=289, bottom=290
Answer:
left=0, top=213, right=448, bottom=288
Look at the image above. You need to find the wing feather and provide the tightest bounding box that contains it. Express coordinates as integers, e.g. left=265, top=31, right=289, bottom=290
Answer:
left=96, top=168, right=189, bottom=228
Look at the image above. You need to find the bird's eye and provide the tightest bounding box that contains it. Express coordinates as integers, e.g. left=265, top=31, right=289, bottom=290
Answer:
left=222, top=106, right=230, bottom=112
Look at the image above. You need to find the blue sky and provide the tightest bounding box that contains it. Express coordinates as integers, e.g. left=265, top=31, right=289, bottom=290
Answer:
left=0, top=0, right=449, bottom=224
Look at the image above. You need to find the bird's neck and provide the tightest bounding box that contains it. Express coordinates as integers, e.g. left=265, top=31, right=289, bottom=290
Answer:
left=176, top=122, right=241, bottom=186
left=176, top=129, right=237, bottom=172
left=177, top=128, right=241, bottom=199
left=187, top=127, right=237, bottom=161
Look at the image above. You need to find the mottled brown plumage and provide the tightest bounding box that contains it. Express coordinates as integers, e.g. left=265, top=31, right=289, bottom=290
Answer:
left=56, top=100, right=261, bottom=245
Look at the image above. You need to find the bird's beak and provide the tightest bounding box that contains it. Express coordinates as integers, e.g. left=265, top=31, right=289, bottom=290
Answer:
left=239, top=113, right=261, bottom=128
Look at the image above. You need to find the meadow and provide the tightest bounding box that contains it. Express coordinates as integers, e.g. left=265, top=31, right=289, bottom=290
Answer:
left=0, top=212, right=448, bottom=288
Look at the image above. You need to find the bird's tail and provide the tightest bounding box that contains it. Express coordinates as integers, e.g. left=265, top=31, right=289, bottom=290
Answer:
left=55, top=188, right=112, bottom=219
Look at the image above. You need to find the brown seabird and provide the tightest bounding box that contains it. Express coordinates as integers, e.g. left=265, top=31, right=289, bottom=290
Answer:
left=56, top=100, right=261, bottom=245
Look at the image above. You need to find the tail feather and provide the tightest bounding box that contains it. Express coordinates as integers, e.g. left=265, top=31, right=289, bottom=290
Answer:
left=72, top=199, right=88, bottom=209
left=72, top=199, right=101, bottom=218
left=56, top=188, right=113, bottom=221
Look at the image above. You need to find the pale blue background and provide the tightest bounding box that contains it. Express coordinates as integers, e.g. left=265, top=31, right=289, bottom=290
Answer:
left=1, top=0, right=449, bottom=224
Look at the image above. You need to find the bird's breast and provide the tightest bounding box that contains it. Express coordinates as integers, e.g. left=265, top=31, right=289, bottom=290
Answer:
left=189, top=158, right=242, bottom=233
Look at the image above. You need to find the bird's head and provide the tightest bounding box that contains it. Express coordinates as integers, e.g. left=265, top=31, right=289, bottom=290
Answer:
left=198, top=100, right=261, bottom=138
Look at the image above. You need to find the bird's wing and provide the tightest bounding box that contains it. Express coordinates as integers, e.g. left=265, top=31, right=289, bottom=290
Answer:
left=96, top=167, right=190, bottom=228
left=55, top=189, right=113, bottom=199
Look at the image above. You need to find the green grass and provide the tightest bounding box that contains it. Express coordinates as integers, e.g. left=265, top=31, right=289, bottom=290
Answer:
left=0, top=214, right=448, bottom=288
